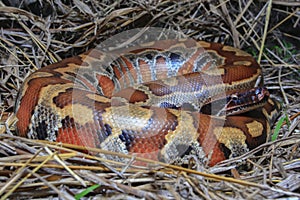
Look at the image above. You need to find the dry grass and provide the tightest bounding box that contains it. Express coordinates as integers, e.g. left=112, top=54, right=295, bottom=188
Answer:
left=0, top=0, right=299, bottom=199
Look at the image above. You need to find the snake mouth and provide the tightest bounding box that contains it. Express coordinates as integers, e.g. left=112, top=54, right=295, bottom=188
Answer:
left=225, top=87, right=270, bottom=115
left=200, top=87, right=270, bottom=116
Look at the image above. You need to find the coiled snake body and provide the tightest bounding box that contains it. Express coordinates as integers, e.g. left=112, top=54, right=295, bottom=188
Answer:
left=15, top=39, right=281, bottom=166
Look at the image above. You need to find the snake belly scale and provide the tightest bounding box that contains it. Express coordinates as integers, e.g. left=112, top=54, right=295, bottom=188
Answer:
left=15, top=39, right=281, bottom=166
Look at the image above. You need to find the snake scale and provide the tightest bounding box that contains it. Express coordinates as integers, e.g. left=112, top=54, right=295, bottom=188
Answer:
left=15, top=39, right=281, bottom=166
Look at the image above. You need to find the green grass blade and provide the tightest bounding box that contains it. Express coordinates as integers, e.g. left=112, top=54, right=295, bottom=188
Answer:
left=271, top=115, right=289, bottom=141
left=75, top=184, right=101, bottom=200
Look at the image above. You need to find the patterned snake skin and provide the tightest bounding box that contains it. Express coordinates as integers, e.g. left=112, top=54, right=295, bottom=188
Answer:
left=15, top=39, right=281, bottom=166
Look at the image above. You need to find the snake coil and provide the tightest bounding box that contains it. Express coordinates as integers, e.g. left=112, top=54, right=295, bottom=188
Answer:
left=15, top=39, right=281, bottom=166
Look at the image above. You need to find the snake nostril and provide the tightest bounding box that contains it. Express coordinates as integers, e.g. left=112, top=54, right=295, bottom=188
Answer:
left=255, top=87, right=261, bottom=95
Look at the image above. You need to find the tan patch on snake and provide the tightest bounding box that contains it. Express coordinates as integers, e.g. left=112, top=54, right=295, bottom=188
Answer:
left=198, top=41, right=211, bottom=48
left=28, top=71, right=53, bottom=79
left=222, top=46, right=251, bottom=57
left=161, top=109, right=199, bottom=162
left=86, top=93, right=111, bottom=103
left=38, top=83, right=74, bottom=104
left=17, top=72, right=54, bottom=101
left=262, top=107, right=278, bottom=133
left=161, top=76, right=179, bottom=86
left=62, top=104, right=94, bottom=125
left=268, top=98, right=275, bottom=106
left=164, top=110, right=198, bottom=143
left=102, top=104, right=153, bottom=132
left=213, top=127, right=246, bottom=149
left=81, top=51, right=106, bottom=64
left=168, top=41, right=196, bottom=50
left=203, top=68, right=225, bottom=76
left=233, top=60, right=253, bottom=66
left=140, top=41, right=156, bottom=47
left=246, top=120, right=263, bottom=137
left=79, top=52, right=101, bottom=62
left=38, top=84, right=95, bottom=125
left=178, top=38, right=188, bottom=43
left=53, top=63, right=83, bottom=79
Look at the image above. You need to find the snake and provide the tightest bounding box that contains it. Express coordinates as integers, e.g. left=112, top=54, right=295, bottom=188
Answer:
left=14, top=39, right=281, bottom=166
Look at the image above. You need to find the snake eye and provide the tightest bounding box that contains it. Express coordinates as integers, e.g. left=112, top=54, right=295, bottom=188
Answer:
left=231, top=94, right=238, bottom=100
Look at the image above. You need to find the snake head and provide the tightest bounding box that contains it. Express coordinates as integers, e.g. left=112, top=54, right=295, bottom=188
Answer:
left=200, top=87, right=270, bottom=116
left=225, top=87, right=270, bottom=115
